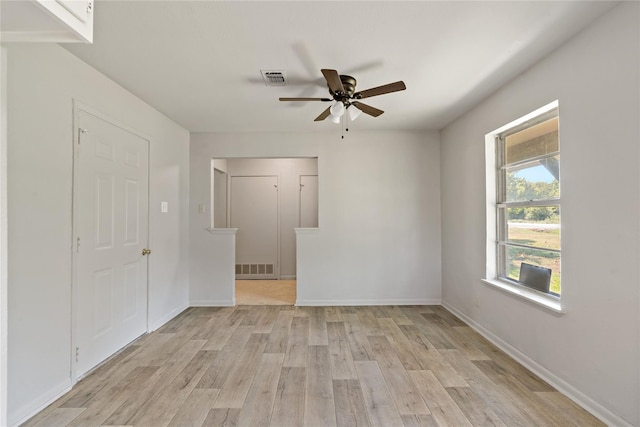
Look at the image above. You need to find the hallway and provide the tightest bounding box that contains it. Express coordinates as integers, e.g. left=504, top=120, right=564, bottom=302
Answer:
left=235, top=280, right=296, bottom=305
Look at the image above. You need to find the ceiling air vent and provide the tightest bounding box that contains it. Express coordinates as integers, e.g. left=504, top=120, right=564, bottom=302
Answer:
left=261, top=70, right=286, bottom=87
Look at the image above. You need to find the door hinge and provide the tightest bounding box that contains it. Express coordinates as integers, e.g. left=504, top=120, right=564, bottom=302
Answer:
left=79, top=128, right=88, bottom=144
left=75, top=346, right=80, bottom=362
left=76, top=237, right=80, bottom=252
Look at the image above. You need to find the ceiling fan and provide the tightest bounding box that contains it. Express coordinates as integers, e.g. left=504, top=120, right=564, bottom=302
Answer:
left=279, top=69, right=406, bottom=122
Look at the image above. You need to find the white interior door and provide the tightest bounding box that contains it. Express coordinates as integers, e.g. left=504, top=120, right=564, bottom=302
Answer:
left=74, top=109, right=149, bottom=378
left=300, top=175, right=318, bottom=227
left=231, top=176, right=278, bottom=279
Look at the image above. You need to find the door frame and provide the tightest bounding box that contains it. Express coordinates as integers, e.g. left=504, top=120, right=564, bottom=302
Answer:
left=0, top=46, right=8, bottom=427
left=229, top=174, right=281, bottom=280
left=299, top=174, right=319, bottom=228
left=212, top=167, right=229, bottom=228
left=70, top=101, right=151, bottom=382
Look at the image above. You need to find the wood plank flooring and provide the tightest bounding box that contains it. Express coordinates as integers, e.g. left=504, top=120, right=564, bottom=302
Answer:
left=236, top=280, right=296, bottom=305
left=22, top=305, right=604, bottom=427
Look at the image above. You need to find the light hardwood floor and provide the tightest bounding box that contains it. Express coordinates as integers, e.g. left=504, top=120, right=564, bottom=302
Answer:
left=22, top=305, right=604, bottom=427
left=236, top=280, right=296, bottom=305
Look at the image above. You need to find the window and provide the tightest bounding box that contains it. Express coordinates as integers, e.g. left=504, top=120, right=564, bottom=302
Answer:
left=490, top=102, right=561, bottom=300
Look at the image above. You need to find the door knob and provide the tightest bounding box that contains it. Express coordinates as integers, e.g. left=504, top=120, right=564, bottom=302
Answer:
left=142, top=248, right=151, bottom=256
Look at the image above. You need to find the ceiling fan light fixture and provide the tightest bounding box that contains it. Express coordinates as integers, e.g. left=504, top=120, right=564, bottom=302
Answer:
left=348, top=105, right=362, bottom=121
left=330, top=101, right=345, bottom=118
left=330, top=115, right=341, bottom=124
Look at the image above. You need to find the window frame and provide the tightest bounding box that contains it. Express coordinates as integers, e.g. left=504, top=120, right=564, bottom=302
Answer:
left=484, top=100, right=564, bottom=313
left=496, top=108, right=560, bottom=292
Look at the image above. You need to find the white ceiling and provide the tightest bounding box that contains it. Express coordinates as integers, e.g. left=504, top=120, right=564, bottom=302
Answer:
left=63, top=1, right=616, bottom=133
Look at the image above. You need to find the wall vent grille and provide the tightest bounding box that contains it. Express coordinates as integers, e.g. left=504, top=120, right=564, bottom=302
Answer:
left=236, top=264, right=275, bottom=276
left=260, top=70, right=286, bottom=86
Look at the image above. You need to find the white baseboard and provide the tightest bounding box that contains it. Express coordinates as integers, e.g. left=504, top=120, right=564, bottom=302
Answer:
left=441, top=300, right=632, bottom=427
left=190, top=299, right=235, bottom=307
left=9, top=378, right=72, bottom=427
left=295, top=298, right=441, bottom=306
left=148, top=301, right=189, bottom=332
left=279, top=275, right=296, bottom=280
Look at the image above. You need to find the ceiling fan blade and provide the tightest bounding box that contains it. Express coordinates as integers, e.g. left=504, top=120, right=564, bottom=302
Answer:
left=355, top=81, right=406, bottom=99
left=314, top=107, right=332, bottom=121
left=279, top=97, right=332, bottom=102
left=321, top=69, right=345, bottom=94
left=352, top=101, right=384, bottom=117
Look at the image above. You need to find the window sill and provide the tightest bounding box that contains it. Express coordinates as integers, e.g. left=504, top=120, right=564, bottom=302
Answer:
left=482, top=278, right=565, bottom=315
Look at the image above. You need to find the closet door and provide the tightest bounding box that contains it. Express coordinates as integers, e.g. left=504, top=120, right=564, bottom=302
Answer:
left=230, top=176, right=278, bottom=279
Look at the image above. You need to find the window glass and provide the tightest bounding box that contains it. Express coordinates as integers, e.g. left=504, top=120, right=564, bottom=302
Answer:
left=505, top=208, right=560, bottom=249
left=505, top=246, right=561, bottom=295
left=505, top=156, right=560, bottom=202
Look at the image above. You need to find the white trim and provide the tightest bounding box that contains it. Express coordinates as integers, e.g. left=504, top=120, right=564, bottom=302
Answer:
left=72, top=102, right=153, bottom=142
left=0, top=46, right=8, bottom=427
left=485, top=134, right=498, bottom=280
left=205, top=227, right=238, bottom=235
left=279, top=275, right=296, bottom=280
left=294, top=227, right=319, bottom=234
left=295, top=299, right=441, bottom=306
left=0, top=31, right=86, bottom=43
left=210, top=161, right=215, bottom=228
left=190, top=299, right=236, bottom=307
left=8, top=379, right=72, bottom=427
left=490, top=100, right=559, bottom=135
left=148, top=302, right=189, bottom=332
left=442, top=301, right=632, bottom=427
left=276, top=174, right=280, bottom=279
left=485, top=99, right=563, bottom=311
left=32, top=1, right=93, bottom=43
left=481, top=279, right=564, bottom=314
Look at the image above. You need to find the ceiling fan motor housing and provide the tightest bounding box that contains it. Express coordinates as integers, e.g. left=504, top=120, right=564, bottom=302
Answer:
left=330, top=75, right=357, bottom=102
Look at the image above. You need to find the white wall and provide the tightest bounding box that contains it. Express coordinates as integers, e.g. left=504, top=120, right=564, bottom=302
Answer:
left=190, top=130, right=441, bottom=305
left=440, top=3, right=639, bottom=426
left=225, top=158, right=317, bottom=278
left=6, top=43, right=190, bottom=426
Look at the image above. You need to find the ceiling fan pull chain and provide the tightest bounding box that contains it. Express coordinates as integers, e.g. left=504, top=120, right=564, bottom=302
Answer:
left=345, top=108, right=350, bottom=134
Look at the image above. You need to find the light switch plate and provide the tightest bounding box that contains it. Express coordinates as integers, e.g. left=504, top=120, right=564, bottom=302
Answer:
left=161, top=201, right=168, bottom=213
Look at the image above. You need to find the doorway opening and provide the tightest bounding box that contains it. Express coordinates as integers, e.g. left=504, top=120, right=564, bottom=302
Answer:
left=211, top=158, right=318, bottom=305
